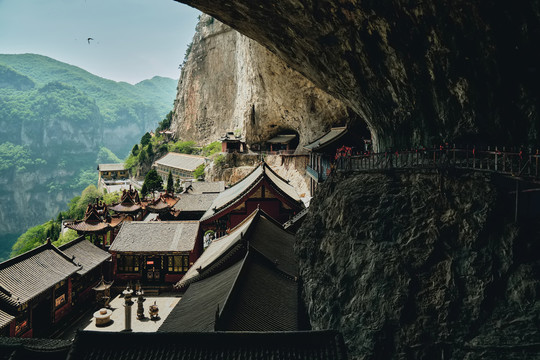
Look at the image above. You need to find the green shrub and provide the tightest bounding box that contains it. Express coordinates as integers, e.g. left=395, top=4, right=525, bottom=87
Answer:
left=193, top=164, right=205, bottom=180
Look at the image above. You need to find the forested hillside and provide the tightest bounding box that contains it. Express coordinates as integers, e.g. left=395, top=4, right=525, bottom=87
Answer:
left=0, top=54, right=177, bottom=260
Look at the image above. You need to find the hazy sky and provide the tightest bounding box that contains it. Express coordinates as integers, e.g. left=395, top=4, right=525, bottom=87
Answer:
left=0, top=0, right=200, bottom=84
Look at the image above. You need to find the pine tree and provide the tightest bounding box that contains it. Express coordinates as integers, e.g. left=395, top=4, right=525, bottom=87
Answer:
left=142, top=168, right=163, bottom=196
left=167, top=170, right=174, bottom=194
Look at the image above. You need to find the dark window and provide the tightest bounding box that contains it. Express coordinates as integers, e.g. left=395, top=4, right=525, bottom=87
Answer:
left=118, top=255, right=140, bottom=273
left=167, top=255, right=190, bottom=273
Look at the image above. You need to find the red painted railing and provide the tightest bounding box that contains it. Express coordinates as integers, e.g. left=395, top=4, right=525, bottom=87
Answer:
left=333, top=146, right=540, bottom=180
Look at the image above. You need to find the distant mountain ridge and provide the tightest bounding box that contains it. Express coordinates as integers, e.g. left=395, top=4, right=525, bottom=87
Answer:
left=0, top=53, right=177, bottom=127
left=0, top=53, right=178, bottom=260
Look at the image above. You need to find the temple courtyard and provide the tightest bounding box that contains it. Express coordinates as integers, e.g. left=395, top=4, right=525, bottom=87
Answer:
left=59, top=293, right=181, bottom=340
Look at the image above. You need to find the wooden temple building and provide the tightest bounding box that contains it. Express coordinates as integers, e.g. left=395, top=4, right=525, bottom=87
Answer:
left=199, top=161, right=305, bottom=237
left=219, top=132, right=246, bottom=153
left=162, top=208, right=306, bottom=331
left=0, top=239, right=110, bottom=338
left=58, top=237, right=111, bottom=307
left=64, top=201, right=124, bottom=249
left=109, top=221, right=202, bottom=284
left=109, top=186, right=144, bottom=221
left=145, top=193, right=178, bottom=215
left=266, top=133, right=298, bottom=153
left=304, top=126, right=363, bottom=195
left=97, top=163, right=128, bottom=183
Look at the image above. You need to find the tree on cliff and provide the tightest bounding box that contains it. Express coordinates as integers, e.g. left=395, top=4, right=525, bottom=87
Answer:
left=141, top=132, right=151, bottom=147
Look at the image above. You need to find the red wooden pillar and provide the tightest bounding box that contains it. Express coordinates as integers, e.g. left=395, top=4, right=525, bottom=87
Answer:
left=68, top=277, right=73, bottom=307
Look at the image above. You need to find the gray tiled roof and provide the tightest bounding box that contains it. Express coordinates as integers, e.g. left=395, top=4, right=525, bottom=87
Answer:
left=267, top=134, right=297, bottom=144
left=0, top=309, right=14, bottom=329
left=68, top=330, right=348, bottom=360
left=303, top=126, right=347, bottom=151
left=59, top=237, right=111, bottom=276
left=159, top=259, right=243, bottom=333
left=173, top=193, right=219, bottom=212
left=153, top=153, right=206, bottom=172
left=0, top=337, right=72, bottom=360
left=109, top=221, right=199, bottom=253
left=161, top=250, right=301, bottom=332
left=218, top=252, right=299, bottom=331
left=200, top=162, right=302, bottom=221
left=0, top=243, right=80, bottom=307
left=97, top=163, right=125, bottom=172
left=185, top=181, right=225, bottom=194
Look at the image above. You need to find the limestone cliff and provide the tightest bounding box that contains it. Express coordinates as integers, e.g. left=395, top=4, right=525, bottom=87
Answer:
left=296, top=170, right=540, bottom=359
left=171, top=14, right=351, bottom=148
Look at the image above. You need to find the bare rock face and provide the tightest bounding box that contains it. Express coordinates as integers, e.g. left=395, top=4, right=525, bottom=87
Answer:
left=171, top=14, right=350, bottom=147
left=296, top=171, right=540, bottom=359
left=176, top=0, right=540, bottom=150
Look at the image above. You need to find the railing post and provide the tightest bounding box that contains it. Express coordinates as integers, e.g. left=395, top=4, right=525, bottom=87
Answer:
left=534, top=149, right=538, bottom=178
left=495, top=146, right=498, bottom=172
left=515, top=180, right=519, bottom=223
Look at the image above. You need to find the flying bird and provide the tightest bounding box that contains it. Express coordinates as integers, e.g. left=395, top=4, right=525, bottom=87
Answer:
left=87, top=38, right=94, bottom=44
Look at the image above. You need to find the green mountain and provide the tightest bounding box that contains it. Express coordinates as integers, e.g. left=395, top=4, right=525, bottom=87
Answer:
left=0, top=54, right=178, bottom=260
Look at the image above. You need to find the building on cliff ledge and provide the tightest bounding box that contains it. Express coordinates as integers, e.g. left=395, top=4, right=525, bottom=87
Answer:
left=199, top=161, right=305, bottom=237
left=153, top=152, right=207, bottom=183
left=266, top=133, right=298, bottom=154
left=304, top=126, right=363, bottom=195
left=109, top=221, right=202, bottom=284
left=97, top=163, right=127, bottom=183
left=220, top=132, right=246, bottom=153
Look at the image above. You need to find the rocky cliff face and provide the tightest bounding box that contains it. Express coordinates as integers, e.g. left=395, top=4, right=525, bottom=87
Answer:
left=171, top=14, right=351, bottom=147
left=177, top=0, right=540, bottom=150
left=296, top=171, right=540, bottom=359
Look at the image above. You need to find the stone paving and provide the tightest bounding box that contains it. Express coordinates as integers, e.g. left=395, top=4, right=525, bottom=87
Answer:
left=60, top=294, right=181, bottom=340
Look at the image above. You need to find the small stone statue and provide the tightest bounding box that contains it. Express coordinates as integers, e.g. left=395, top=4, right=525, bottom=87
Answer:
left=149, top=300, right=159, bottom=320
